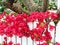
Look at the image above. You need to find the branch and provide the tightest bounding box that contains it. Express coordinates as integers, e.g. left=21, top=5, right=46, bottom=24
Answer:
left=3, top=0, right=30, bottom=14
left=42, top=0, right=49, bottom=12
left=3, top=0, right=49, bottom=14
left=22, top=0, right=43, bottom=12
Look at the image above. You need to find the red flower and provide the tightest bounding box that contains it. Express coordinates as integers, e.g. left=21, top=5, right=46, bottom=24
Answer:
left=7, top=41, right=13, bottom=45
left=40, top=36, right=46, bottom=42
left=0, top=21, right=6, bottom=35
left=2, top=41, right=6, bottom=45
left=50, top=12, right=58, bottom=20
left=44, top=31, right=52, bottom=41
left=0, top=11, right=58, bottom=45
left=31, top=28, right=43, bottom=41
left=0, top=11, right=6, bottom=19
left=37, top=22, right=48, bottom=29
left=49, top=25, right=55, bottom=31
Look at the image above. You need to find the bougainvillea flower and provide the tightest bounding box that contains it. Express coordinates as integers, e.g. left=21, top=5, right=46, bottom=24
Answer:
left=2, top=41, right=6, bottom=45
left=0, top=11, right=6, bottom=19
left=37, top=22, right=48, bottom=29
left=0, top=11, right=59, bottom=45
left=31, top=28, right=44, bottom=41
left=0, top=21, right=6, bottom=35
left=50, top=12, right=58, bottom=20
left=7, top=41, right=13, bottom=45
left=44, top=30, right=52, bottom=41
left=49, top=25, right=55, bottom=31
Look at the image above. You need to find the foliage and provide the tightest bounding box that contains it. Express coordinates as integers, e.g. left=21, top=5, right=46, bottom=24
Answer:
left=48, top=2, right=57, bottom=10
left=0, top=0, right=2, bottom=2
left=7, top=0, right=14, bottom=5
left=34, top=0, right=42, bottom=6
left=0, top=0, right=5, bottom=13
left=19, top=0, right=27, bottom=10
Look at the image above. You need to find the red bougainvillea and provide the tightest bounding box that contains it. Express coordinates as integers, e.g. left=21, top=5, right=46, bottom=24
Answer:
left=0, top=11, right=59, bottom=45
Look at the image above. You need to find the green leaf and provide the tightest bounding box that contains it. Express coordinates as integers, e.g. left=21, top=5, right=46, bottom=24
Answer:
left=0, top=44, right=1, bottom=45
left=34, top=0, right=42, bottom=5
left=47, top=40, right=51, bottom=45
left=0, top=6, right=5, bottom=13
left=6, top=10, right=11, bottom=14
left=0, top=0, right=2, bottom=2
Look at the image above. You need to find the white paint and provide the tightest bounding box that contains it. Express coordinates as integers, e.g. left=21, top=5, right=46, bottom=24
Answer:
left=57, top=0, right=60, bottom=9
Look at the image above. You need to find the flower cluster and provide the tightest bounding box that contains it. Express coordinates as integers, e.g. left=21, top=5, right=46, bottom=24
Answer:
left=0, top=11, right=58, bottom=45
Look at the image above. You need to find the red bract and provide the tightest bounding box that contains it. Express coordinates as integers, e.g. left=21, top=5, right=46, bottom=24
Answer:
left=27, top=11, right=53, bottom=22
left=2, top=41, right=6, bottom=45
left=4, top=37, right=7, bottom=41
left=0, top=11, right=58, bottom=45
left=31, top=27, right=44, bottom=41
left=31, top=29, right=40, bottom=41
left=0, top=21, right=7, bottom=35
left=23, top=28, right=31, bottom=37
left=22, top=13, right=28, bottom=19
left=0, top=11, right=6, bottom=19
left=37, top=22, right=48, bottom=29
left=5, top=27, right=13, bottom=37
left=5, top=14, right=15, bottom=23
left=7, top=41, right=13, bottom=45
left=4, top=14, right=29, bottom=37
left=50, top=12, right=58, bottom=20
left=40, top=36, right=46, bottom=42
left=44, top=31, right=52, bottom=41
left=2, top=37, right=7, bottom=45
left=45, top=11, right=50, bottom=19
left=49, top=25, right=55, bottom=31
left=27, top=12, right=40, bottom=22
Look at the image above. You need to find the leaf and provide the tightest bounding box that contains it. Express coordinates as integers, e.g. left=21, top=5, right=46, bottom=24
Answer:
left=6, top=10, right=11, bottom=14
left=47, top=40, right=51, bottom=44
left=0, top=6, right=5, bottom=13
left=0, top=0, right=2, bottom=2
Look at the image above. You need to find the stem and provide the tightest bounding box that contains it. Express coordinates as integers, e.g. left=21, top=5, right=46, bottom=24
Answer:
left=46, top=21, right=49, bottom=31
left=46, top=19, right=50, bottom=45
left=21, top=38, right=22, bottom=45
left=26, top=37, right=28, bottom=45
left=54, top=25, right=56, bottom=45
